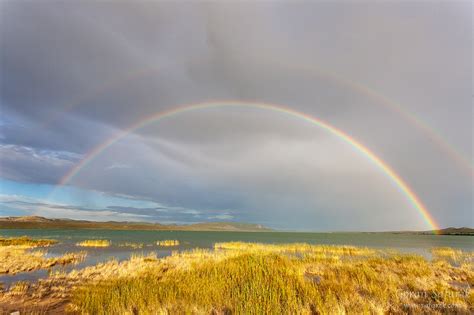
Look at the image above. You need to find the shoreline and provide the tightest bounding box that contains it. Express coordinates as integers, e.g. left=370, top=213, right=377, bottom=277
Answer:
left=2, top=216, right=473, bottom=235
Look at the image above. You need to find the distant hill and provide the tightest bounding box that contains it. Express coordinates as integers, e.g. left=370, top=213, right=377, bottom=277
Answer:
left=0, top=216, right=273, bottom=232
left=427, top=227, right=474, bottom=236
left=185, top=222, right=269, bottom=231
left=388, top=227, right=474, bottom=236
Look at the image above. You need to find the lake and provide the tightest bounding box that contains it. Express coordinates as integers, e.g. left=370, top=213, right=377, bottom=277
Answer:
left=1, top=229, right=473, bottom=287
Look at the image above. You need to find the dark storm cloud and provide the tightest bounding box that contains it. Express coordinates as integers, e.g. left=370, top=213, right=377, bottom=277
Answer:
left=0, top=1, right=471, bottom=230
left=0, top=108, right=115, bottom=153
left=0, top=144, right=79, bottom=183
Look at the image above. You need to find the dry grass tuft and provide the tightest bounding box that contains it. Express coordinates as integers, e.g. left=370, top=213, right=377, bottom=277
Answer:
left=0, top=246, right=86, bottom=275
left=156, top=240, right=180, bottom=247
left=9, top=281, right=30, bottom=296
left=76, top=240, right=111, bottom=247
left=431, top=247, right=474, bottom=265
left=0, top=236, right=57, bottom=248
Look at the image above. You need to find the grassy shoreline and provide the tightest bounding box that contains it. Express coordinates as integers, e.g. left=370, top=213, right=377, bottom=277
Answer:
left=0, top=238, right=472, bottom=314
left=0, top=237, right=86, bottom=276
left=72, top=246, right=472, bottom=314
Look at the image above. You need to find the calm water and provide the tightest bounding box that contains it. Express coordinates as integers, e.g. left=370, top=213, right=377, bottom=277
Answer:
left=1, top=229, right=473, bottom=287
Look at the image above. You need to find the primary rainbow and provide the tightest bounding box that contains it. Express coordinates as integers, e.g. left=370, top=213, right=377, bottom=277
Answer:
left=58, top=101, right=440, bottom=231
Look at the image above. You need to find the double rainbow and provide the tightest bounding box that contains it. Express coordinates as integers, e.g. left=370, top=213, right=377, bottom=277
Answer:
left=57, top=101, right=440, bottom=231
left=41, top=63, right=472, bottom=177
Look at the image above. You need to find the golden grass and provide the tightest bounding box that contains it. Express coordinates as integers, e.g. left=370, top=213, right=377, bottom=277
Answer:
left=215, top=241, right=376, bottom=257
left=0, top=254, right=165, bottom=314
left=70, top=243, right=474, bottom=314
left=0, top=246, right=86, bottom=275
left=0, top=236, right=57, bottom=248
left=431, top=247, right=474, bottom=265
left=156, top=239, right=180, bottom=247
left=8, top=281, right=30, bottom=296
left=76, top=240, right=111, bottom=247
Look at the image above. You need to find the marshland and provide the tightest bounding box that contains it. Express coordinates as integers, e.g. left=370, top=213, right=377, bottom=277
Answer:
left=0, top=231, right=472, bottom=314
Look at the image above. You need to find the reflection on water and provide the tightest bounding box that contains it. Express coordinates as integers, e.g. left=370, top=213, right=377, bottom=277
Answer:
left=1, top=229, right=473, bottom=287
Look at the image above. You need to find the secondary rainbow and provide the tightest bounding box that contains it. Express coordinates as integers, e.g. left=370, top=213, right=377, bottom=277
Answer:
left=57, top=101, right=440, bottom=231
left=41, top=63, right=472, bottom=177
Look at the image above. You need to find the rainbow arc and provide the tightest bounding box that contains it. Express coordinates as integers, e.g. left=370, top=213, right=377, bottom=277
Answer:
left=56, top=101, right=440, bottom=231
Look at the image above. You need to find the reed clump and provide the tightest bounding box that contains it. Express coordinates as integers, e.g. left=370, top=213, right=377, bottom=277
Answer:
left=431, top=247, right=474, bottom=265
left=8, top=281, right=30, bottom=296
left=0, top=236, right=57, bottom=248
left=76, top=240, right=111, bottom=247
left=215, top=241, right=376, bottom=257
left=0, top=246, right=86, bottom=275
left=71, top=243, right=473, bottom=314
left=156, top=240, right=180, bottom=247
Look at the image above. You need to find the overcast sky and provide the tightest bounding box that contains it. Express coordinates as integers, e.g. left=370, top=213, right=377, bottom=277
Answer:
left=0, top=0, right=472, bottom=231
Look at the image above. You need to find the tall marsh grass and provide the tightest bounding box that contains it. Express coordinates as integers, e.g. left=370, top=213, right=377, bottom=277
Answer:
left=72, top=242, right=474, bottom=314
left=431, top=247, right=474, bottom=265
left=0, top=246, right=86, bottom=275
left=0, top=236, right=57, bottom=247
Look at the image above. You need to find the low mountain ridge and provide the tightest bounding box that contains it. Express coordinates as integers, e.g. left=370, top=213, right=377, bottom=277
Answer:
left=429, top=227, right=474, bottom=235
left=0, top=216, right=272, bottom=232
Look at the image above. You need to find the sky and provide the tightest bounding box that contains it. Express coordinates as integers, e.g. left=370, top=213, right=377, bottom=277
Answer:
left=0, top=1, right=472, bottom=231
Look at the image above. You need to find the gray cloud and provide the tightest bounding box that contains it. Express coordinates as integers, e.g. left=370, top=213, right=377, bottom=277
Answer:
left=0, top=144, right=80, bottom=183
